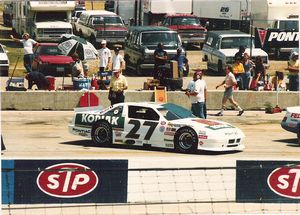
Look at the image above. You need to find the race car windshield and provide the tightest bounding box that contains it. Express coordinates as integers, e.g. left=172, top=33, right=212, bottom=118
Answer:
left=159, top=103, right=195, bottom=120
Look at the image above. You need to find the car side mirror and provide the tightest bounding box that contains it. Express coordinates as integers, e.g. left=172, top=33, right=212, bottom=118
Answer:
left=182, top=41, right=188, bottom=48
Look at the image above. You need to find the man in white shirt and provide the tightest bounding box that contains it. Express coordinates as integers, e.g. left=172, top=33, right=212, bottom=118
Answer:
left=185, top=70, right=207, bottom=119
left=10, top=33, right=38, bottom=73
left=98, top=40, right=111, bottom=75
left=216, top=65, right=244, bottom=116
left=112, top=47, right=124, bottom=73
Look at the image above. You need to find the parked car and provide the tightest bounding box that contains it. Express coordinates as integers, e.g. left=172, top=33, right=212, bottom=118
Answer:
left=202, top=30, right=269, bottom=73
left=69, top=102, right=245, bottom=153
left=32, top=43, right=74, bottom=76
left=161, top=13, right=207, bottom=48
left=124, top=26, right=184, bottom=75
left=0, top=43, right=9, bottom=76
left=74, top=10, right=128, bottom=46
left=281, top=106, right=300, bottom=144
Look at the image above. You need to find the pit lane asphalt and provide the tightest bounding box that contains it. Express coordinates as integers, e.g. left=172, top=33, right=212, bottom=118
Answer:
left=1, top=110, right=299, bottom=168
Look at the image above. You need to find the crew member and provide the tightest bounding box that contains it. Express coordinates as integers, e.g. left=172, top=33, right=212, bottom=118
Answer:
left=108, top=70, right=128, bottom=105
left=25, top=71, right=49, bottom=90
left=154, top=42, right=168, bottom=79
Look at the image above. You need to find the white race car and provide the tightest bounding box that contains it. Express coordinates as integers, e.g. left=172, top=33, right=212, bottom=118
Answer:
left=281, top=106, right=300, bottom=143
left=69, top=102, right=245, bottom=153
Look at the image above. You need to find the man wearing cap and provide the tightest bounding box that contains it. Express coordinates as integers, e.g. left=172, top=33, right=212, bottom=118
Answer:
left=112, top=47, right=125, bottom=73
left=98, top=40, right=112, bottom=75
left=287, top=52, right=299, bottom=91
left=185, top=70, right=207, bottom=119
left=108, top=70, right=128, bottom=105
left=10, top=33, right=38, bottom=73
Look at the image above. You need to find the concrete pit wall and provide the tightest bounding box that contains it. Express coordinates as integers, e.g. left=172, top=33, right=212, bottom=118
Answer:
left=1, top=90, right=299, bottom=111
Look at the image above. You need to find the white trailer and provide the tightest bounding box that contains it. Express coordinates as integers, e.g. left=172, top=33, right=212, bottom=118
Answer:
left=251, top=0, right=299, bottom=29
left=192, top=0, right=250, bottom=32
left=143, top=0, right=193, bottom=25
left=12, top=1, right=75, bottom=42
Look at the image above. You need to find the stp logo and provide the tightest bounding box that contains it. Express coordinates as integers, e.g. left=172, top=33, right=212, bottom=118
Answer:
left=267, top=165, right=300, bottom=199
left=36, top=163, right=98, bottom=198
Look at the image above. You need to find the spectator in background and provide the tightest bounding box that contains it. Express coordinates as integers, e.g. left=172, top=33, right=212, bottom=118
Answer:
left=232, top=56, right=245, bottom=90
left=172, top=48, right=189, bottom=77
left=71, top=53, right=84, bottom=79
left=242, top=53, right=254, bottom=90
left=10, top=33, right=38, bottom=73
left=98, top=40, right=112, bottom=75
left=287, top=52, right=299, bottom=91
left=112, top=47, right=125, bottom=73
left=25, top=71, right=49, bottom=90
left=185, top=70, right=207, bottom=118
left=216, top=65, right=244, bottom=116
left=154, top=42, right=168, bottom=79
left=271, top=71, right=285, bottom=91
left=235, top=45, right=245, bottom=60
left=251, top=56, right=265, bottom=90
left=108, top=70, right=128, bottom=105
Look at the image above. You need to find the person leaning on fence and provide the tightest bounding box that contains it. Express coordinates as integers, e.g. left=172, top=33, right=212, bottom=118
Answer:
left=287, top=52, right=299, bottom=91
left=215, top=65, right=244, bottom=116
left=108, top=70, right=128, bottom=106
left=25, top=71, right=49, bottom=90
left=10, top=33, right=38, bottom=73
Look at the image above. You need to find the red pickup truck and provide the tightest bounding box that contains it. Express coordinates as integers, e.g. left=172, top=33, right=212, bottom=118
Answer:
left=162, top=14, right=207, bottom=48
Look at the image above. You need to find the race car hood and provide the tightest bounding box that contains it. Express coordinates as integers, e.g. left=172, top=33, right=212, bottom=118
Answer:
left=286, top=106, right=300, bottom=114
left=169, top=118, right=244, bottom=137
left=36, top=21, right=72, bottom=29
left=39, top=55, right=74, bottom=64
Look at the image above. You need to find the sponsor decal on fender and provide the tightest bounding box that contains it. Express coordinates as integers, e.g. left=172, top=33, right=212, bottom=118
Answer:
left=291, top=113, right=300, bottom=119
left=267, top=165, right=300, bottom=199
left=36, top=163, right=98, bottom=198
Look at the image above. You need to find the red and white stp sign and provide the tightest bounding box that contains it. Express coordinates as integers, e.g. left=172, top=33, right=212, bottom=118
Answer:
left=267, top=165, right=300, bottom=199
left=37, top=163, right=98, bottom=198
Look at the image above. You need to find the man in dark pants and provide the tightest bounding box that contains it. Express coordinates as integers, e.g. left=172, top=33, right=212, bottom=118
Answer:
left=108, top=70, right=128, bottom=105
left=154, top=42, right=168, bottom=80
left=10, top=33, right=38, bottom=73
left=25, top=71, right=50, bottom=90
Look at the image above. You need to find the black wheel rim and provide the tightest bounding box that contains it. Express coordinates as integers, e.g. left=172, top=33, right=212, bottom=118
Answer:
left=178, top=132, right=194, bottom=150
left=94, top=127, right=109, bottom=144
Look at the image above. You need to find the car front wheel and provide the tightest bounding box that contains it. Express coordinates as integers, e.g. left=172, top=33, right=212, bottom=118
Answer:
left=91, top=120, right=112, bottom=146
left=174, top=127, right=198, bottom=153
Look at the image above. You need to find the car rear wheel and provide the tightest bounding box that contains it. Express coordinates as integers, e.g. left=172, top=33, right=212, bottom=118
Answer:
left=174, top=127, right=198, bottom=153
left=91, top=120, right=112, bottom=146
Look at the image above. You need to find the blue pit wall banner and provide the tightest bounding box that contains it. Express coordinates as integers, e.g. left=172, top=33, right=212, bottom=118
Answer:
left=236, top=160, right=300, bottom=203
left=2, top=159, right=128, bottom=204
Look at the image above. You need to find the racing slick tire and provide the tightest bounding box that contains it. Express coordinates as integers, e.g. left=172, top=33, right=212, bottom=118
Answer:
left=91, top=120, right=112, bottom=146
left=174, top=127, right=198, bottom=153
